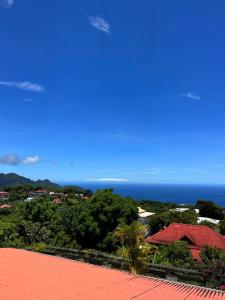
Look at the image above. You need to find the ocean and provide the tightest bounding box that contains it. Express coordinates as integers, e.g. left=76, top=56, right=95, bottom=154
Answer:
left=65, top=183, right=225, bottom=206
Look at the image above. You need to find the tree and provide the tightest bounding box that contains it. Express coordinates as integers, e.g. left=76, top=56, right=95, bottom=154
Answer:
left=61, top=189, right=138, bottom=250
left=83, top=189, right=93, bottom=197
left=18, top=221, right=51, bottom=245
left=162, top=241, right=194, bottom=268
left=114, top=221, right=157, bottom=274
left=148, top=212, right=168, bottom=234
left=198, top=246, right=225, bottom=290
left=220, top=220, right=225, bottom=235
left=0, top=220, right=24, bottom=248
left=196, top=200, right=224, bottom=220
left=200, top=245, right=225, bottom=262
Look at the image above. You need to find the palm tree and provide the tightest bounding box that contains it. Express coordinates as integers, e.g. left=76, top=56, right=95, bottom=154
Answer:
left=114, top=221, right=158, bottom=274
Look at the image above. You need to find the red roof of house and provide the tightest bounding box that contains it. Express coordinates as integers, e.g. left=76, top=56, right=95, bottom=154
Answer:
left=34, top=189, right=47, bottom=193
left=146, top=223, right=225, bottom=259
left=0, top=204, right=11, bottom=209
left=0, top=191, right=8, bottom=194
left=0, top=248, right=224, bottom=300
left=52, top=198, right=62, bottom=204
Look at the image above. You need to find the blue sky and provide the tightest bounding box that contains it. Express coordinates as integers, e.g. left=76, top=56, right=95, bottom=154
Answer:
left=0, top=0, right=225, bottom=184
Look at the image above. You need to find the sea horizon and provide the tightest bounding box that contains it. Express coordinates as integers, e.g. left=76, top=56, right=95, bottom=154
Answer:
left=58, top=182, right=225, bottom=206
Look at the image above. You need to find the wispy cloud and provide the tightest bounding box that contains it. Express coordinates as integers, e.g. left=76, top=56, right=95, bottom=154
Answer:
left=88, top=178, right=129, bottom=182
left=0, top=81, right=46, bottom=93
left=0, top=154, right=40, bottom=166
left=181, top=92, right=201, bottom=101
left=89, top=15, right=110, bottom=35
left=1, top=0, right=14, bottom=8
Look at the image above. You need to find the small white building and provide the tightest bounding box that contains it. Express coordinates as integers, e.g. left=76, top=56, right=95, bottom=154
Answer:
left=170, top=208, right=200, bottom=214
left=169, top=208, right=190, bottom=213
left=138, top=207, right=155, bottom=224
left=25, top=197, right=34, bottom=202
left=197, top=217, right=220, bottom=225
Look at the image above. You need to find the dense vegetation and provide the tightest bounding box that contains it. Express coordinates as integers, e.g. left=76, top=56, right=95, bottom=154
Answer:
left=195, top=200, right=224, bottom=220
left=137, top=200, right=178, bottom=213
left=0, top=188, right=138, bottom=252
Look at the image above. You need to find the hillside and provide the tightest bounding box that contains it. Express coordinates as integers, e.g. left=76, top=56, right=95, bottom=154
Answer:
left=0, top=173, right=59, bottom=188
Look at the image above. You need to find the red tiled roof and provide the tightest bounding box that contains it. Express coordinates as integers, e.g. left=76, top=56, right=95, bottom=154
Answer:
left=0, top=204, right=11, bottom=209
left=146, top=223, right=225, bottom=255
left=35, top=189, right=47, bottom=193
left=0, top=248, right=224, bottom=300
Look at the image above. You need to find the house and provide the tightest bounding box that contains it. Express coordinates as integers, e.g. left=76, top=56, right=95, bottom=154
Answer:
left=0, top=204, right=11, bottom=209
left=138, top=207, right=146, bottom=214
left=169, top=207, right=190, bottom=213
left=138, top=207, right=155, bottom=224
left=197, top=217, right=220, bottom=225
left=169, top=208, right=200, bottom=214
left=0, top=248, right=224, bottom=300
left=139, top=212, right=155, bottom=224
left=29, top=189, right=48, bottom=197
left=49, top=192, right=63, bottom=197
left=145, top=223, right=225, bottom=260
left=25, top=197, right=34, bottom=202
left=0, top=191, right=8, bottom=199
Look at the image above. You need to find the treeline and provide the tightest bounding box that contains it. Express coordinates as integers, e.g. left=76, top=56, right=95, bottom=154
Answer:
left=0, top=189, right=138, bottom=251
left=2, top=184, right=92, bottom=202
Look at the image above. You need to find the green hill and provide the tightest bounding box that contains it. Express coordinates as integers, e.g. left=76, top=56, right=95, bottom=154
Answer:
left=0, top=173, right=59, bottom=188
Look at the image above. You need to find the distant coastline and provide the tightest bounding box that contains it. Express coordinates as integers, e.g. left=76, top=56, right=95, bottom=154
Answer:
left=59, top=182, right=225, bottom=206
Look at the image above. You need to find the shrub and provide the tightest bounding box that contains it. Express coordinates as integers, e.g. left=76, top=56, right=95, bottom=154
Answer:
left=198, top=246, right=225, bottom=290
left=162, top=241, right=194, bottom=269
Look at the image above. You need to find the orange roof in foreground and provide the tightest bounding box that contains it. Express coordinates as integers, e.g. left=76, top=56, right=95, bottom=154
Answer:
left=0, top=248, right=224, bottom=300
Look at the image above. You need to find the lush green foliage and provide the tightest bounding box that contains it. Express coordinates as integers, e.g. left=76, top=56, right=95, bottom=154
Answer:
left=114, top=221, right=158, bottom=274
left=0, top=189, right=138, bottom=252
left=198, top=220, right=219, bottom=230
left=152, top=241, right=194, bottom=269
left=198, top=246, right=225, bottom=290
left=196, top=200, right=224, bottom=220
left=61, top=189, right=138, bottom=250
left=220, top=219, right=225, bottom=235
left=149, top=210, right=197, bottom=234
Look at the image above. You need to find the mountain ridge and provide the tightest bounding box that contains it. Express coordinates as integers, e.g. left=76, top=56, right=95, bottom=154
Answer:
left=0, top=173, right=59, bottom=188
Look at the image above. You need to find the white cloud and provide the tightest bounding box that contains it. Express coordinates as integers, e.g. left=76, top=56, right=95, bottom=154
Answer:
left=0, top=81, right=46, bottom=92
left=22, top=156, right=40, bottom=165
left=1, top=0, right=14, bottom=8
left=0, top=154, right=40, bottom=166
left=89, top=16, right=110, bottom=35
left=181, top=92, right=201, bottom=101
left=88, top=178, right=129, bottom=182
